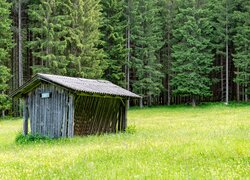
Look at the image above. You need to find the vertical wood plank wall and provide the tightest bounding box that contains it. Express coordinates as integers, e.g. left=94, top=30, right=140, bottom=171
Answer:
left=74, top=96, right=126, bottom=135
left=23, top=96, right=28, bottom=135
left=27, top=83, right=74, bottom=138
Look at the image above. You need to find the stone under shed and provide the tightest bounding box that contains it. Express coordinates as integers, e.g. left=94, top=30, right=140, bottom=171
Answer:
left=11, top=73, right=140, bottom=138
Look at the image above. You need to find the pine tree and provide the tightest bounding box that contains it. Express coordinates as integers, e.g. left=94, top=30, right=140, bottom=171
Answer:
left=171, top=1, right=214, bottom=106
left=233, top=0, right=250, bottom=101
left=0, top=0, right=12, bottom=117
left=130, top=0, right=164, bottom=106
left=100, top=0, right=127, bottom=86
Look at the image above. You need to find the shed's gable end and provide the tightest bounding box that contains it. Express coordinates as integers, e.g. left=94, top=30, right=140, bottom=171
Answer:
left=27, top=83, right=74, bottom=138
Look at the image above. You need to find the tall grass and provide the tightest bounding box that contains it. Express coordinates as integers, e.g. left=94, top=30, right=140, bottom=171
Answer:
left=0, top=103, right=249, bottom=179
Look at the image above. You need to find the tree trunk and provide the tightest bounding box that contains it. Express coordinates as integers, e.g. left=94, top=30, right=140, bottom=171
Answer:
left=126, top=0, right=131, bottom=108
left=140, top=98, right=143, bottom=108
left=18, top=0, right=23, bottom=87
left=236, top=68, right=240, bottom=102
left=192, top=96, right=196, bottom=107
left=245, top=86, right=248, bottom=102
left=167, top=32, right=171, bottom=106
left=220, top=56, right=224, bottom=101
left=2, top=110, right=5, bottom=118
left=148, top=95, right=152, bottom=106
left=225, top=0, right=229, bottom=105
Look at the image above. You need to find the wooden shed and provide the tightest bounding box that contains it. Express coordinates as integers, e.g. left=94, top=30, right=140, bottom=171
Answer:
left=11, top=73, right=140, bottom=138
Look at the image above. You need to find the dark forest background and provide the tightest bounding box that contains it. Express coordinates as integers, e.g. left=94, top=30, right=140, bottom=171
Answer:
left=0, top=0, right=249, bottom=116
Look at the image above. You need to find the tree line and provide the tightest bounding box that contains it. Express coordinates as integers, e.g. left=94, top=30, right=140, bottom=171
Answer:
left=0, top=0, right=249, bottom=116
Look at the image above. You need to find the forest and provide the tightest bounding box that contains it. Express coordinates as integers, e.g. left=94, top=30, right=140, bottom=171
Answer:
left=0, top=0, right=249, bottom=116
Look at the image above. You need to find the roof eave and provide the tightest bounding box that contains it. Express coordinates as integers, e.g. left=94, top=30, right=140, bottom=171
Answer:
left=10, top=74, right=40, bottom=98
left=10, top=73, right=141, bottom=99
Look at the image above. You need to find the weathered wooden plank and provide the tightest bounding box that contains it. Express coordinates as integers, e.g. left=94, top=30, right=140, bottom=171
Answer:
left=67, top=95, right=74, bottom=137
left=121, top=99, right=128, bottom=131
left=47, top=84, right=52, bottom=137
left=23, top=96, right=28, bottom=135
left=58, top=87, right=64, bottom=137
left=61, top=90, right=67, bottom=137
left=32, top=90, right=35, bottom=134
left=55, top=86, right=60, bottom=137
left=59, top=88, right=63, bottom=137
left=28, top=92, right=33, bottom=133
left=65, top=93, right=69, bottom=137
left=65, top=92, right=69, bottom=137
left=42, top=85, right=46, bottom=136
left=27, top=93, right=31, bottom=132
left=71, top=95, right=75, bottom=136
left=32, top=89, right=36, bottom=134
left=37, top=86, right=40, bottom=135
left=31, top=90, right=34, bottom=135
left=52, top=85, right=56, bottom=137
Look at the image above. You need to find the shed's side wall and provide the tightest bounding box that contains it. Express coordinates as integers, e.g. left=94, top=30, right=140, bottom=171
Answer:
left=27, top=83, right=74, bottom=138
left=74, top=96, right=126, bottom=135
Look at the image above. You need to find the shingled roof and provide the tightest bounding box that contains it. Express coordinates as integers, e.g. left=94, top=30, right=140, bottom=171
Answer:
left=11, top=73, right=140, bottom=98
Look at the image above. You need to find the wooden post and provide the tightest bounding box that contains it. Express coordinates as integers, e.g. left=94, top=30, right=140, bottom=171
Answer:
left=122, top=99, right=128, bottom=131
left=23, top=96, right=29, bottom=135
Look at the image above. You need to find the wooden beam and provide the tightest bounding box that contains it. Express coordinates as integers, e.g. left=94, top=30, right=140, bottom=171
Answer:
left=77, top=92, right=127, bottom=100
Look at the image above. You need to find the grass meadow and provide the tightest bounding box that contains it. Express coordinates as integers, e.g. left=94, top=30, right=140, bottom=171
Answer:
left=0, top=103, right=249, bottom=179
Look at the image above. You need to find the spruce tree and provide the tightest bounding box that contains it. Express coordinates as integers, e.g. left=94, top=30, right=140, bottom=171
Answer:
left=160, top=0, right=178, bottom=105
left=0, top=0, right=12, bottom=117
left=233, top=0, right=250, bottom=101
left=130, top=0, right=164, bottom=106
left=28, top=0, right=70, bottom=75
left=100, top=0, right=127, bottom=86
left=171, top=2, right=214, bottom=106
left=66, top=0, right=105, bottom=78
left=208, top=0, right=235, bottom=104
left=28, top=0, right=104, bottom=78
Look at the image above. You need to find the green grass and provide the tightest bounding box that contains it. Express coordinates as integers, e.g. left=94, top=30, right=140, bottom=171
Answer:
left=0, top=103, right=250, bottom=179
